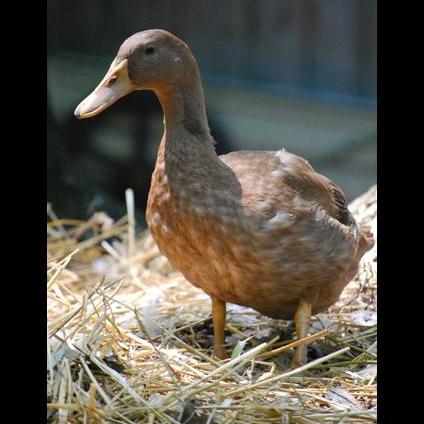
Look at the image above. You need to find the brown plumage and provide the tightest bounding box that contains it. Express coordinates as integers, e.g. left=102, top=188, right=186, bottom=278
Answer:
left=75, top=29, right=374, bottom=366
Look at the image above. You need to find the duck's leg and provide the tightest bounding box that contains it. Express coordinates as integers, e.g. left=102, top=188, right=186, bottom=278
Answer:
left=291, top=298, right=312, bottom=368
left=211, top=296, right=227, bottom=359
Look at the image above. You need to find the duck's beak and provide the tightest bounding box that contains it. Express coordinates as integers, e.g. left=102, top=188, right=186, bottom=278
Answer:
left=74, top=58, right=133, bottom=119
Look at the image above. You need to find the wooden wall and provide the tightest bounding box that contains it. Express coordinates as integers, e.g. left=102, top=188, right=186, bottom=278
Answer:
left=47, top=0, right=376, bottom=101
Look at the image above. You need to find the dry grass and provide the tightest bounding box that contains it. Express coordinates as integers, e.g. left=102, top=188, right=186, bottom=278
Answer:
left=47, top=186, right=377, bottom=423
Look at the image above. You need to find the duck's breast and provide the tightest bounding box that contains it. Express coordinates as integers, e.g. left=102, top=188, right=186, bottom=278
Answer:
left=146, top=148, right=362, bottom=319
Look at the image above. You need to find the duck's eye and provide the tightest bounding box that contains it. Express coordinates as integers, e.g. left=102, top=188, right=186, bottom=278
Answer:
left=144, top=46, right=155, bottom=55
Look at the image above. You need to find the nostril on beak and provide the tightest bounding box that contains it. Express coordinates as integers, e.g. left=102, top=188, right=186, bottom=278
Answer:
left=106, top=75, right=118, bottom=87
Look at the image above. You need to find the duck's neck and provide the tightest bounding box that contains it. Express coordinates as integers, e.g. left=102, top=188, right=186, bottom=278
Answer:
left=156, top=66, right=216, bottom=141
left=154, top=68, right=219, bottom=179
left=150, top=70, right=237, bottom=208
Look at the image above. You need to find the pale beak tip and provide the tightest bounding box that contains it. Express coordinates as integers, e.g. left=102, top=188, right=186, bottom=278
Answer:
left=74, top=104, right=83, bottom=119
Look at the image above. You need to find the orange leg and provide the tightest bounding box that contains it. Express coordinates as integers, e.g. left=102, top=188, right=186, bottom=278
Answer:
left=211, top=296, right=227, bottom=359
left=291, top=298, right=312, bottom=368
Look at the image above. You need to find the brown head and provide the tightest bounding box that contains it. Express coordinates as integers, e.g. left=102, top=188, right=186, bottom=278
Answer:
left=74, top=29, right=199, bottom=119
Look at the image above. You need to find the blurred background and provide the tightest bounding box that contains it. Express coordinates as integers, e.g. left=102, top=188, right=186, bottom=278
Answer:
left=47, top=0, right=376, bottom=227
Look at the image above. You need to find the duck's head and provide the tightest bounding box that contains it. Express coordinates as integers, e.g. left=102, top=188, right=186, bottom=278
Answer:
left=74, top=29, right=196, bottom=119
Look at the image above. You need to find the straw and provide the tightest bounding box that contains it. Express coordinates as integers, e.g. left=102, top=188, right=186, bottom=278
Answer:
left=47, top=185, right=377, bottom=423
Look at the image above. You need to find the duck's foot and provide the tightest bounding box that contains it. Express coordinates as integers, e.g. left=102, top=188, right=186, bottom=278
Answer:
left=290, top=297, right=313, bottom=369
left=290, top=345, right=308, bottom=369
left=213, top=345, right=228, bottom=360
left=211, top=296, right=227, bottom=360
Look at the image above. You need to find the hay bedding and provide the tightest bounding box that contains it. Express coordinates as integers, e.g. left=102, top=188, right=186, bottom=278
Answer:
left=47, top=186, right=377, bottom=424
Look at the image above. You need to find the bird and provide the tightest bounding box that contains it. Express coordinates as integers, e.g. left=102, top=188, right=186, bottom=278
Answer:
left=75, top=29, right=374, bottom=367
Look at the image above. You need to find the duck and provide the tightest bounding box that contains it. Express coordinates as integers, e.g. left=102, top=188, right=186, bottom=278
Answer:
left=75, top=29, right=374, bottom=366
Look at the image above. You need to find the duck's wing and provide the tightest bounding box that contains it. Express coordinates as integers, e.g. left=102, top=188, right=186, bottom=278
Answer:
left=219, top=149, right=351, bottom=226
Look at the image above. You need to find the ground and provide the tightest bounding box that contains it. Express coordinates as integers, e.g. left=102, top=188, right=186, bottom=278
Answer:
left=47, top=185, right=376, bottom=424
